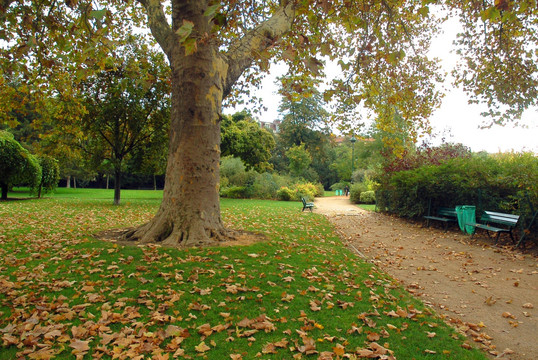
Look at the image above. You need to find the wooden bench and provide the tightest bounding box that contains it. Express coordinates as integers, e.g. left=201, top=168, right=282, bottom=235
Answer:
left=466, top=211, right=520, bottom=244
left=424, top=207, right=458, bottom=231
left=301, top=197, right=314, bottom=212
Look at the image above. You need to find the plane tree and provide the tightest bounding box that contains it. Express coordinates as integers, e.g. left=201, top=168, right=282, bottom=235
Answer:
left=1, top=0, right=537, bottom=246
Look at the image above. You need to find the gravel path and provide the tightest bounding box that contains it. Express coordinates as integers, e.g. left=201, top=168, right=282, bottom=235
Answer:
left=314, top=196, right=538, bottom=360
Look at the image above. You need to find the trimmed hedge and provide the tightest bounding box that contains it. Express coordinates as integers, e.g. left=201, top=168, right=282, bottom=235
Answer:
left=375, top=153, right=537, bottom=222
left=359, top=191, right=376, bottom=204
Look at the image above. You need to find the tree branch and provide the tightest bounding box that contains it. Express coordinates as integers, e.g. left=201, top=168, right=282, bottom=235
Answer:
left=223, top=1, right=296, bottom=98
left=137, top=0, right=175, bottom=57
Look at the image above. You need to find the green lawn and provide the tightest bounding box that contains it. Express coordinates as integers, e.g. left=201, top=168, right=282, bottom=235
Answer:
left=0, top=189, right=486, bottom=359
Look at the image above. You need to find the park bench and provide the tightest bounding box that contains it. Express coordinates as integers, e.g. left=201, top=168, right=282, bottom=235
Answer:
left=466, top=211, right=520, bottom=244
left=424, top=206, right=458, bottom=231
left=301, top=197, right=314, bottom=212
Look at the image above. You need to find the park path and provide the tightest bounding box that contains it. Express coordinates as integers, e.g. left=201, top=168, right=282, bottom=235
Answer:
left=314, top=196, right=538, bottom=360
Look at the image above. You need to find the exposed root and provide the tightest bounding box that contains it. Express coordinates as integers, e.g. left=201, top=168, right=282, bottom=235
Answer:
left=96, top=226, right=264, bottom=248
left=115, top=214, right=242, bottom=248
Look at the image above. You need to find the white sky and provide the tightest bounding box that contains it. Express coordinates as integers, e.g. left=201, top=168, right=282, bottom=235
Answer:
left=227, top=16, right=537, bottom=154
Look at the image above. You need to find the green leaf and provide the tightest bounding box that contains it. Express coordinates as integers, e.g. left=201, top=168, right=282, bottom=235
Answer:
left=89, top=9, right=107, bottom=21
left=203, top=4, right=220, bottom=19
left=183, top=38, right=197, bottom=56
left=481, top=7, right=500, bottom=21
left=176, top=20, right=194, bottom=43
left=418, top=6, right=429, bottom=17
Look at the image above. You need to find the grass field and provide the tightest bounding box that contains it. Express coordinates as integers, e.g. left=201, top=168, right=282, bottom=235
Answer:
left=0, top=189, right=486, bottom=359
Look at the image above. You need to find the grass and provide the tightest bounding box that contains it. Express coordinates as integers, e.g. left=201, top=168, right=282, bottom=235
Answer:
left=357, top=204, right=376, bottom=211
left=0, top=188, right=487, bottom=359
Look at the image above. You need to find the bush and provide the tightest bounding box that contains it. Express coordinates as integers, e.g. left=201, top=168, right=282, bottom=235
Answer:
left=221, top=156, right=248, bottom=186
left=250, top=172, right=280, bottom=199
left=375, top=152, right=538, bottom=220
left=276, top=187, right=294, bottom=201
left=220, top=186, right=248, bottom=199
left=0, top=130, right=41, bottom=199
left=350, top=183, right=368, bottom=203
left=359, top=191, right=376, bottom=204
left=292, top=183, right=318, bottom=202
left=314, top=182, right=324, bottom=197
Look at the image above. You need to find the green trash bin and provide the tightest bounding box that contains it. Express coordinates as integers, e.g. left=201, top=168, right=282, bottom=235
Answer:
left=462, top=205, right=476, bottom=235
left=455, top=205, right=465, bottom=232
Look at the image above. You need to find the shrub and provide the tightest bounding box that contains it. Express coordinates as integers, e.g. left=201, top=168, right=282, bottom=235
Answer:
left=220, top=186, right=248, bottom=199
left=250, top=172, right=279, bottom=199
left=314, top=182, right=324, bottom=197
left=0, top=131, right=41, bottom=200
left=350, top=182, right=368, bottom=204
left=292, top=183, right=317, bottom=202
left=360, top=191, right=376, bottom=204
left=376, top=152, right=538, bottom=219
left=221, top=156, right=248, bottom=186
left=276, top=187, right=294, bottom=201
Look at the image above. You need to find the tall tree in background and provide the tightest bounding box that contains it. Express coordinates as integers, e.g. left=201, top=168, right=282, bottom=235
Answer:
left=1, top=1, right=537, bottom=246
left=221, top=111, right=275, bottom=172
left=77, top=37, right=170, bottom=205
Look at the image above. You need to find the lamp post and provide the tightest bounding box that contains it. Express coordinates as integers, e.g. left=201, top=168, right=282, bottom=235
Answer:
left=350, top=135, right=356, bottom=183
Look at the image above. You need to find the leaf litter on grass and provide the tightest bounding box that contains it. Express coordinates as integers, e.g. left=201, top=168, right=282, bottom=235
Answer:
left=0, top=196, right=487, bottom=359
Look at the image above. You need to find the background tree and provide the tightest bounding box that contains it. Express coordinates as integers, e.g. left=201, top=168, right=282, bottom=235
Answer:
left=286, top=143, right=312, bottom=179
left=128, top=121, right=169, bottom=191
left=36, top=155, right=60, bottom=198
left=0, top=130, right=41, bottom=200
left=221, top=111, right=275, bottom=172
left=276, top=85, right=337, bottom=187
left=76, top=37, right=170, bottom=205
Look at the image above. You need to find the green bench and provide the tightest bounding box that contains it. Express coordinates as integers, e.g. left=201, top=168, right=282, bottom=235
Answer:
left=424, top=207, right=458, bottom=231
left=301, top=197, right=314, bottom=212
left=466, top=211, right=520, bottom=244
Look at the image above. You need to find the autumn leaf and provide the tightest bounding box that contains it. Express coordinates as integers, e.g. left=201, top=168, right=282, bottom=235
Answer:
left=70, top=339, right=90, bottom=354
left=195, top=341, right=211, bottom=353
left=332, top=343, right=345, bottom=356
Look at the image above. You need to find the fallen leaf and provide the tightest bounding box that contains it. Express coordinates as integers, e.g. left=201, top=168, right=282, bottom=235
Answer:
left=195, top=341, right=210, bottom=353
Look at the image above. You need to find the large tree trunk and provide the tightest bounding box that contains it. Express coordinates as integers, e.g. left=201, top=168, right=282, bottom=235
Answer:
left=66, top=175, right=71, bottom=188
left=128, top=0, right=295, bottom=247
left=127, top=40, right=228, bottom=247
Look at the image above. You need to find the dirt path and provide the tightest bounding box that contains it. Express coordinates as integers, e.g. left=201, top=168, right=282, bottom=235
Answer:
left=314, top=196, right=538, bottom=360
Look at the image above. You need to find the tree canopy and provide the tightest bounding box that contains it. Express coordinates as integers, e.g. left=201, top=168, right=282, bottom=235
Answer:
left=221, top=111, right=275, bottom=172
left=76, top=36, right=171, bottom=205
left=0, top=130, right=41, bottom=200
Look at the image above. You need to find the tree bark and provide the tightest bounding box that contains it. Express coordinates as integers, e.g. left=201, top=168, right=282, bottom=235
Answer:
left=113, top=168, right=121, bottom=205
left=1, top=182, right=7, bottom=200
left=128, top=0, right=295, bottom=247
left=127, top=37, right=228, bottom=246
left=66, top=175, right=71, bottom=188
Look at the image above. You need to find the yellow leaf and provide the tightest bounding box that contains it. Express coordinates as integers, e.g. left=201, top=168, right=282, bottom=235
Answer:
left=195, top=341, right=210, bottom=353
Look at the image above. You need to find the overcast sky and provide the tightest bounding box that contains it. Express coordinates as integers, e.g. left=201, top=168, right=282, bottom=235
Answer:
left=227, top=16, right=537, bottom=154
